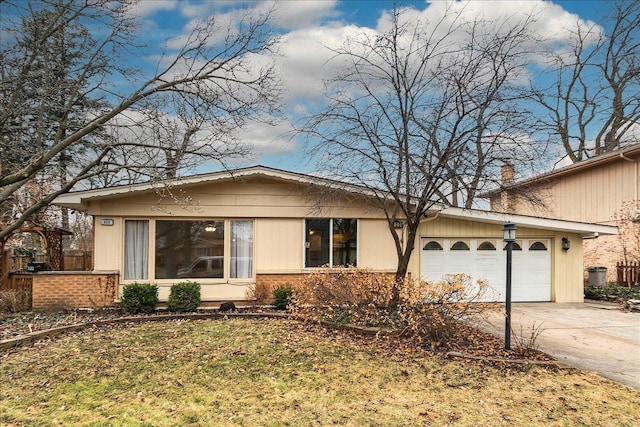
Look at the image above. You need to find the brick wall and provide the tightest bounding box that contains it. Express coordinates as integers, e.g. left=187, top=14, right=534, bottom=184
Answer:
left=32, top=271, right=119, bottom=311
left=583, top=235, right=623, bottom=283
left=254, top=273, right=307, bottom=304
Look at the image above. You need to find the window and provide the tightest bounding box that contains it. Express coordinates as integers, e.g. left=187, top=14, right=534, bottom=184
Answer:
left=529, top=241, right=548, bottom=251
left=450, top=241, right=470, bottom=250
left=230, top=220, right=253, bottom=279
left=423, top=241, right=443, bottom=250
left=155, top=220, right=225, bottom=279
left=333, top=218, right=357, bottom=266
left=305, top=218, right=357, bottom=267
left=123, top=219, right=254, bottom=281
left=503, top=242, right=522, bottom=250
left=124, top=220, right=149, bottom=280
left=477, top=241, right=496, bottom=250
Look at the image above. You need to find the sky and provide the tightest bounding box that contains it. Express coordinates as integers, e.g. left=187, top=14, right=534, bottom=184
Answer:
left=109, top=0, right=615, bottom=174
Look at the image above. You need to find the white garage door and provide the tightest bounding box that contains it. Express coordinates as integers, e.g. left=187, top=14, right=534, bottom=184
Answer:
left=420, top=238, right=551, bottom=302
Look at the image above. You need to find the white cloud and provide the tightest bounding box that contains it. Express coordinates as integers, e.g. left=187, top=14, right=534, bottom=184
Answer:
left=124, top=0, right=608, bottom=165
left=270, top=0, right=605, bottom=104
left=127, top=0, right=178, bottom=18
left=267, top=0, right=339, bottom=30
left=234, top=119, right=298, bottom=156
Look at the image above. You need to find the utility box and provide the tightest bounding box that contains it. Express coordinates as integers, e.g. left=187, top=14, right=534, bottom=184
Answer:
left=587, top=266, right=607, bottom=287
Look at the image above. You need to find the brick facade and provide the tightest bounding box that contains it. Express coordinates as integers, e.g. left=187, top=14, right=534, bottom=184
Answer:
left=29, top=271, right=395, bottom=310
left=254, top=273, right=308, bottom=305
left=32, top=271, right=119, bottom=311
left=583, top=235, right=626, bottom=283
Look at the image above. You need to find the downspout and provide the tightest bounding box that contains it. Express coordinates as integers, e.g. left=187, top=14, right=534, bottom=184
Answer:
left=619, top=152, right=639, bottom=203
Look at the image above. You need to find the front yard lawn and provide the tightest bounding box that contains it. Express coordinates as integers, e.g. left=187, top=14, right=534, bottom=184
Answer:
left=1, top=317, right=639, bottom=426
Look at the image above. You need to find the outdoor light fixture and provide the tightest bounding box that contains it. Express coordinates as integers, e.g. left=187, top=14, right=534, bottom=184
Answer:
left=503, top=222, right=516, bottom=350
left=562, top=237, right=570, bottom=251
left=503, top=223, right=516, bottom=242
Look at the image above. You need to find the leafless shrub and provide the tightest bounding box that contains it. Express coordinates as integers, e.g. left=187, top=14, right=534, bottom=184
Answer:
left=291, top=268, right=499, bottom=343
left=0, top=288, right=32, bottom=313
left=511, top=320, right=545, bottom=356
left=399, top=274, right=500, bottom=342
left=291, top=267, right=397, bottom=327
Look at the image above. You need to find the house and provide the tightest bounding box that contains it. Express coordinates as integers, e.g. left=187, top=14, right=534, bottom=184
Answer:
left=48, top=166, right=616, bottom=311
left=482, top=144, right=640, bottom=282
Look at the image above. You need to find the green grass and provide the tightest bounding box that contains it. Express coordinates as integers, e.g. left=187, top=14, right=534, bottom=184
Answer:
left=1, top=318, right=639, bottom=426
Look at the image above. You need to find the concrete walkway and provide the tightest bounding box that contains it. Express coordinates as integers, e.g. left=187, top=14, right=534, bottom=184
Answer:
left=477, top=302, right=640, bottom=390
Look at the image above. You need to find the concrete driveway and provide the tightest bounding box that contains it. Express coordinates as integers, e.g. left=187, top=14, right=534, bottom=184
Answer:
left=478, top=302, right=640, bottom=390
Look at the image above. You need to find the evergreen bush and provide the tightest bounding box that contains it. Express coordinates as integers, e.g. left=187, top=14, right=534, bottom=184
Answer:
left=120, top=282, right=159, bottom=314
left=272, top=284, right=293, bottom=310
left=167, top=281, right=201, bottom=312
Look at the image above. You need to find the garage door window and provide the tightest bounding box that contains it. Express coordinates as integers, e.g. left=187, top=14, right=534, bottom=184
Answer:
left=503, top=241, right=522, bottom=250
left=423, top=240, right=443, bottom=250
left=529, top=241, right=548, bottom=251
left=478, top=241, right=496, bottom=250
left=451, top=241, right=470, bottom=250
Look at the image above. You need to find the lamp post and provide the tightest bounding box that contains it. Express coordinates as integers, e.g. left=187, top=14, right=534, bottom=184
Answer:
left=503, top=223, right=516, bottom=350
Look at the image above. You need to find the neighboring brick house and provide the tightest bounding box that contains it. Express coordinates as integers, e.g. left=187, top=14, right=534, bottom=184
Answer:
left=481, top=144, right=640, bottom=283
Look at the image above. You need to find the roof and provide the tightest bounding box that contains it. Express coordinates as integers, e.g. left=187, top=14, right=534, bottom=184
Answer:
left=54, top=165, right=617, bottom=236
left=53, top=165, right=379, bottom=211
left=431, top=206, right=617, bottom=237
left=481, top=143, right=640, bottom=197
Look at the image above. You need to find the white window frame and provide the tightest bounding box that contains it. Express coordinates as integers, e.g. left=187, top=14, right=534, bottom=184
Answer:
left=303, top=218, right=359, bottom=268
left=122, top=218, right=255, bottom=283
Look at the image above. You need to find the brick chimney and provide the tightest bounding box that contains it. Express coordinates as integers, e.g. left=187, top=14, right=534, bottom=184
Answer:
left=500, top=161, right=516, bottom=213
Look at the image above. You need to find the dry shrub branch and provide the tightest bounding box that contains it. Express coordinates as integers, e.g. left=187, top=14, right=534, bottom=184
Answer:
left=291, top=267, right=499, bottom=344
left=399, top=274, right=499, bottom=342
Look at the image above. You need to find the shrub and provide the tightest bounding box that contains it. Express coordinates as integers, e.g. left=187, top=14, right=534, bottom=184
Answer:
left=167, top=281, right=201, bottom=312
left=290, top=268, right=499, bottom=345
left=0, top=289, right=31, bottom=313
left=246, top=282, right=272, bottom=306
left=584, top=285, right=640, bottom=303
left=290, top=267, right=397, bottom=326
left=120, top=282, right=159, bottom=314
left=399, top=274, right=499, bottom=342
left=272, top=284, right=293, bottom=310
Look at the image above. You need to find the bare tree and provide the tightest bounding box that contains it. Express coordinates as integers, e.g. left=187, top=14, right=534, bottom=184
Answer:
left=533, top=0, right=640, bottom=162
left=0, top=0, right=280, bottom=240
left=304, top=6, right=539, bottom=305
left=123, top=91, right=260, bottom=181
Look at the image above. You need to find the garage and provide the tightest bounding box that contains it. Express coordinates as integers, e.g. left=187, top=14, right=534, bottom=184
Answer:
left=420, top=237, right=551, bottom=302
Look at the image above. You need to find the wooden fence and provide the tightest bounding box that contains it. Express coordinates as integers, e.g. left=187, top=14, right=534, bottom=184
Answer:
left=3, top=251, right=92, bottom=273
left=617, top=262, right=639, bottom=287
left=0, top=273, right=33, bottom=310
left=2, top=274, right=33, bottom=293
left=63, top=253, right=92, bottom=271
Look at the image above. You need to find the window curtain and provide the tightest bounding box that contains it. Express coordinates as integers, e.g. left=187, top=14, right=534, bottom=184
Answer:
left=230, top=220, right=253, bottom=278
left=124, top=220, right=149, bottom=280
